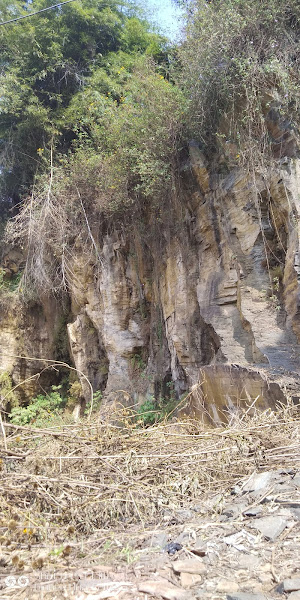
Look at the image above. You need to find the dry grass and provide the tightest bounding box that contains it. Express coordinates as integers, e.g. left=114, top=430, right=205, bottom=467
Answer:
left=0, top=400, right=299, bottom=554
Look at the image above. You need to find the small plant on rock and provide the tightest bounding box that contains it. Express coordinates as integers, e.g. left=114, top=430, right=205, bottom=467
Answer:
left=84, top=390, right=103, bottom=415
left=9, top=386, right=66, bottom=427
left=137, top=398, right=161, bottom=426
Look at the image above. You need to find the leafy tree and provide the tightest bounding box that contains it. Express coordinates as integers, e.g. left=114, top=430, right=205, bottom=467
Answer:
left=1, top=0, right=184, bottom=292
left=0, top=0, right=171, bottom=203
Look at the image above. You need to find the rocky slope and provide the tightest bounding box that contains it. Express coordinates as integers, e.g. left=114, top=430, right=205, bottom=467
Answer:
left=1, top=146, right=300, bottom=418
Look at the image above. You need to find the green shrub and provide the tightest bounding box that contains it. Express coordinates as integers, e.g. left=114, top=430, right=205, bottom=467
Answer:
left=137, top=386, right=179, bottom=426
left=131, top=353, right=146, bottom=372
left=9, top=386, right=66, bottom=427
left=62, top=55, right=185, bottom=212
left=179, top=0, right=300, bottom=168
left=137, top=398, right=161, bottom=426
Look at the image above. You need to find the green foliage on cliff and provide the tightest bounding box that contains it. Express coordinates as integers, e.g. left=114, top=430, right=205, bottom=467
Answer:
left=9, top=386, right=66, bottom=426
left=2, top=0, right=299, bottom=207
left=2, top=0, right=299, bottom=295
left=0, top=268, right=22, bottom=293
left=57, top=56, right=184, bottom=212
left=179, top=0, right=300, bottom=165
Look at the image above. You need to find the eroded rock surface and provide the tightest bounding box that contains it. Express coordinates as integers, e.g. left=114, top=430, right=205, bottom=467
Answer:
left=0, top=293, right=66, bottom=402
left=2, top=148, right=300, bottom=414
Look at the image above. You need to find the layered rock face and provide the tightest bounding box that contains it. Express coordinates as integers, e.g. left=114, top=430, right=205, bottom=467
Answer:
left=0, top=293, right=66, bottom=402
left=1, top=147, right=300, bottom=421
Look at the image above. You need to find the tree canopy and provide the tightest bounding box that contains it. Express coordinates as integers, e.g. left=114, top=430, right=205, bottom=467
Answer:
left=0, top=0, right=172, bottom=203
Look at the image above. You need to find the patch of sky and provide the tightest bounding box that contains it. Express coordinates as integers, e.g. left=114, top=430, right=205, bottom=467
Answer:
left=141, top=0, right=184, bottom=41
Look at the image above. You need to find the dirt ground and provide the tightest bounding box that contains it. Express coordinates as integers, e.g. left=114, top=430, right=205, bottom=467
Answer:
left=0, top=404, right=299, bottom=600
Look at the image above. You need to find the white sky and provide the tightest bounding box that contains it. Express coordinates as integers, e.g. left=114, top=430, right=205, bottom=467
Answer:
left=143, top=0, right=184, bottom=40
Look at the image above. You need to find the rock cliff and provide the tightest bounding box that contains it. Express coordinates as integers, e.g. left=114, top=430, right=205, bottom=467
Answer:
left=1, top=146, right=300, bottom=421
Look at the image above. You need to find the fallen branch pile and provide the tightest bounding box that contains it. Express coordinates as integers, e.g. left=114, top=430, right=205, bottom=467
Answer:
left=0, top=402, right=299, bottom=547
